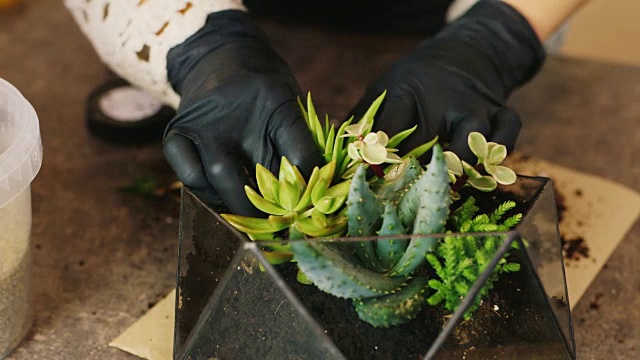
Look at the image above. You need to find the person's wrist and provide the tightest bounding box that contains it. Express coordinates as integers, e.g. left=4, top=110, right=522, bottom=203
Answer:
left=421, top=0, right=545, bottom=97
left=166, top=9, right=268, bottom=94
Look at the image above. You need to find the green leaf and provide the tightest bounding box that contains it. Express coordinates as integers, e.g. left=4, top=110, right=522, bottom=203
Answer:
left=333, top=118, right=353, bottom=173
left=297, top=270, right=313, bottom=284
left=485, top=164, right=517, bottom=185
left=462, top=161, right=483, bottom=179
left=311, top=178, right=329, bottom=206
left=357, top=91, right=386, bottom=133
left=325, top=179, right=351, bottom=198
left=279, top=179, right=301, bottom=211
left=279, top=157, right=306, bottom=191
left=444, top=151, right=463, bottom=176
left=324, top=123, right=336, bottom=163
left=268, top=213, right=296, bottom=229
left=294, top=166, right=320, bottom=212
left=244, top=186, right=288, bottom=215
left=311, top=208, right=328, bottom=227
left=468, top=132, right=488, bottom=163
left=402, top=136, right=439, bottom=160
left=262, top=250, right=294, bottom=265
left=294, top=214, right=347, bottom=237
left=427, top=292, right=444, bottom=306
left=220, top=214, right=290, bottom=234
left=247, top=232, right=279, bottom=241
left=318, top=160, right=337, bottom=184
left=486, top=143, right=507, bottom=165
left=256, top=164, right=280, bottom=202
left=315, top=191, right=347, bottom=214
left=307, top=93, right=325, bottom=150
left=387, top=125, right=417, bottom=149
left=468, top=176, right=497, bottom=192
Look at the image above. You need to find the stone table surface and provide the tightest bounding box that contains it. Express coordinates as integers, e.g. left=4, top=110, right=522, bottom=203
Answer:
left=1, top=1, right=638, bottom=359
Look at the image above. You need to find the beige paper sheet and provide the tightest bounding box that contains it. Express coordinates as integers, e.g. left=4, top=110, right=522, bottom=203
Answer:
left=110, top=156, right=640, bottom=360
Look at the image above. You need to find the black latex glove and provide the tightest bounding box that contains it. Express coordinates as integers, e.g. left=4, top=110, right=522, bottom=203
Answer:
left=163, top=10, right=323, bottom=216
left=351, top=1, right=545, bottom=163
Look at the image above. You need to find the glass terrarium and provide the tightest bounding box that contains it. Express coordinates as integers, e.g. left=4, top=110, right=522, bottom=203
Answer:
left=172, top=176, right=575, bottom=360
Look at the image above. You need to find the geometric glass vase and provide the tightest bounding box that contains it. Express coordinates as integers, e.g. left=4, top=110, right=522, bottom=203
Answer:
left=173, top=176, right=575, bottom=360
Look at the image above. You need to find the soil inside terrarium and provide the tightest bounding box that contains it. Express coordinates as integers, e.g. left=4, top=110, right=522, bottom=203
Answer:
left=277, top=249, right=566, bottom=360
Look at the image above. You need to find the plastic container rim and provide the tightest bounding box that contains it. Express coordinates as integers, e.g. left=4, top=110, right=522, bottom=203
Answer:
left=0, top=77, right=42, bottom=208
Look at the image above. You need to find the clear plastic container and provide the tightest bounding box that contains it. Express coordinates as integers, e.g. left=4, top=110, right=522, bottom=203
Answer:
left=0, top=78, right=42, bottom=358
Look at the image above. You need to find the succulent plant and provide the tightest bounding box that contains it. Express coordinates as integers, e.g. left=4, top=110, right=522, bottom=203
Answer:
left=299, top=91, right=438, bottom=181
left=220, top=94, right=523, bottom=328
left=445, top=132, right=517, bottom=200
left=290, top=144, right=451, bottom=327
left=220, top=157, right=351, bottom=268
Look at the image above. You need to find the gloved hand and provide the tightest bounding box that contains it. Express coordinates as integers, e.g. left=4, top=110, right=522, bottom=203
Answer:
left=351, top=1, right=545, bottom=163
left=163, top=10, right=323, bottom=216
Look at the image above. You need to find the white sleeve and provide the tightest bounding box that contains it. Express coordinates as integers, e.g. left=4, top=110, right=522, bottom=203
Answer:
left=64, top=0, right=246, bottom=109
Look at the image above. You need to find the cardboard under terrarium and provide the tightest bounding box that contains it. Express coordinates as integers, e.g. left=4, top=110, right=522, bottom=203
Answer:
left=173, top=176, right=575, bottom=360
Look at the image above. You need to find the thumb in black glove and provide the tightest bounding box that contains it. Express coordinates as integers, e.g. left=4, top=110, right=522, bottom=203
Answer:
left=351, top=1, right=545, bottom=163
left=163, top=10, right=323, bottom=216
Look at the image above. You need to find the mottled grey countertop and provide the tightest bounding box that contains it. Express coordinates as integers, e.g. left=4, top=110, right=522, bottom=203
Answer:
left=1, top=2, right=638, bottom=359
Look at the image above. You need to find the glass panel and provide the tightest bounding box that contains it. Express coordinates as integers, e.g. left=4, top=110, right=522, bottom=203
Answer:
left=516, top=179, right=576, bottom=358
left=179, top=247, right=345, bottom=360
left=174, top=189, right=245, bottom=358
left=175, top=176, right=574, bottom=360
left=431, top=234, right=570, bottom=360
left=268, top=235, right=444, bottom=360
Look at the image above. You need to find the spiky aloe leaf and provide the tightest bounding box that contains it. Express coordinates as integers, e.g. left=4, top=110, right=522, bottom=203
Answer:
left=290, top=240, right=407, bottom=299
left=389, top=145, right=450, bottom=276
left=370, top=157, right=422, bottom=204
left=353, top=276, right=429, bottom=328
left=375, top=203, right=408, bottom=270
left=346, top=164, right=384, bottom=271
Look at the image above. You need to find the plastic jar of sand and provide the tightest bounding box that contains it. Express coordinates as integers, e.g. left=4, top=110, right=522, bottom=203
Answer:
left=0, top=78, right=42, bottom=358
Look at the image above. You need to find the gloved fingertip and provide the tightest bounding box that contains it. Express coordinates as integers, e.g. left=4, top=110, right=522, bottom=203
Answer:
left=490, top=107, right=522, bottom=152
left=163, top=133, right=211, bottom=188
left=448, top=115, right=491, bottom=164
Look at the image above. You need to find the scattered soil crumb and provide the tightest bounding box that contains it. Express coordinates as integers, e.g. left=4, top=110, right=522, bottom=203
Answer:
left=589, top=293, right=603, bottom=310
left=562, top=236, right=590, bottom=261
left=554, top=189, right=567, bottom=223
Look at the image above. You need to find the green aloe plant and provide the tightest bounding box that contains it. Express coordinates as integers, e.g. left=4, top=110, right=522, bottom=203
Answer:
left=291, top=145, right=451, bottom=327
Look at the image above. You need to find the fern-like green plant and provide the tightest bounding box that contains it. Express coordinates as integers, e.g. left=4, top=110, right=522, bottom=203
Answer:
left=426, top=197, right=522, bottom=320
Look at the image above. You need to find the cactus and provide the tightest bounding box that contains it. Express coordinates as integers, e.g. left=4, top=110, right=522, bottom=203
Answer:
left=291, top=145, right=450, bottom=327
